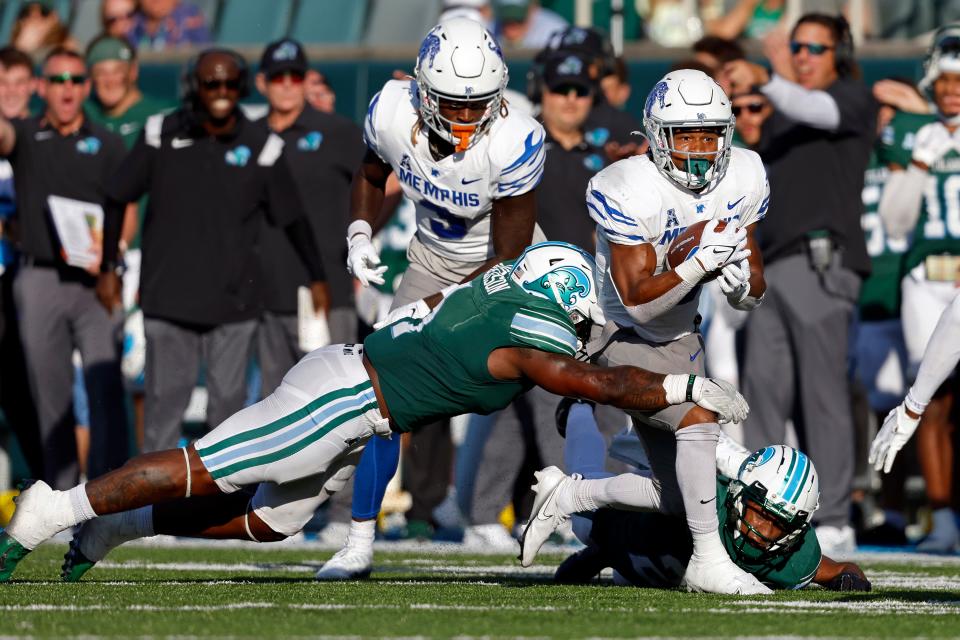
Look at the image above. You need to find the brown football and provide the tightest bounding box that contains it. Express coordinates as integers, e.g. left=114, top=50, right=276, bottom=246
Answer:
left=665, top=219, right=727, bottom=280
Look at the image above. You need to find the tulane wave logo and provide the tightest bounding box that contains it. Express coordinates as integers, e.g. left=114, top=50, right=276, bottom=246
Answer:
left=225, top=145, right=251, bottom=167
left=524, top=266, right=591, bottom=310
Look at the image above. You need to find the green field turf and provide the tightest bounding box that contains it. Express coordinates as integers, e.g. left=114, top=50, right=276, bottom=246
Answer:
left=1, top=542, right=959, bottom=638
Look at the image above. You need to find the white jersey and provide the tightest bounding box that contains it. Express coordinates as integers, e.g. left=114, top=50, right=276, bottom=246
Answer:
left=364, top=79, right=546, bottom=262
left=587, top=147, right=769, bottom=342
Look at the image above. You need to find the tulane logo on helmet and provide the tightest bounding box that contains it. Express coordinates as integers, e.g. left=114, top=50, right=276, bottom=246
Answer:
left=523, top=265, right=592, bottom=311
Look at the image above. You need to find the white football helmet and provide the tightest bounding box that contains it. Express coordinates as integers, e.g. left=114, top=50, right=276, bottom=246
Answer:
left=642, top=69, right=734, bottom=192
left=415, top=17, right=508, bottom=151
left=725, top=445, right=820, bottom=562
left=509, top=241, right=600, bottom=340
left=920, top=23, right=960, bottom=102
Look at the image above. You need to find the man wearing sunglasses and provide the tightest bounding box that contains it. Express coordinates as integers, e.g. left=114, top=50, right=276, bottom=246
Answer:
left=730, top=89, right=773, bottom=148
left=0, top=47, right=129, bottom=490
left=721, top=13, right=877, bottom=557
left=253, top=39, right=364, bottom=399
left=95, top=48, right=329, bottom=458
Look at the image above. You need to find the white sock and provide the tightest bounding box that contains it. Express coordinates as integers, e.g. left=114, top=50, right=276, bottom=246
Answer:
left=691, top=530, right=729, bottom=560
left=560, top=473, right=663, bottom=515
left=563, top=403, right=608, bottom=479
left=346, top=519, right=376, bottom=548
left=675, top=422, right=721, bottom=536
left=68, top=484, right=98, bottom=523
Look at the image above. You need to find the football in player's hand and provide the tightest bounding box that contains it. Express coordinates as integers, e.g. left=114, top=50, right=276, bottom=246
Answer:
left=665, top=220, right=727, bottom=281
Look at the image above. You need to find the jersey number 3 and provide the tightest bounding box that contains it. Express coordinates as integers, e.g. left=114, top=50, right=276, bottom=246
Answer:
left=422, top=199, right=468, bottom=240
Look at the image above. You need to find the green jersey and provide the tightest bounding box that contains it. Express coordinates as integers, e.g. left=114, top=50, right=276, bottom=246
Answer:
left=589, top=479, right=821, bottom=590
left=373, top=199, right=415, bottom=295
left=877, top=111, right=960, bottom=273
left=859, top=149, right=907, bottom=320
left=364, top=262, right=578, bottom=432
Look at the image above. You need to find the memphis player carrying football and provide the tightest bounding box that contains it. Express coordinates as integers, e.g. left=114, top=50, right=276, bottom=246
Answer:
left=521, top=69, right=772, bottom=595
left=322, top=17, right=548, bottom=580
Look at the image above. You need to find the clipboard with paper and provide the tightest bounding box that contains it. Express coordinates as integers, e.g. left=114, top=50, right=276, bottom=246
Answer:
left=47, top=195, right=104, bottom=270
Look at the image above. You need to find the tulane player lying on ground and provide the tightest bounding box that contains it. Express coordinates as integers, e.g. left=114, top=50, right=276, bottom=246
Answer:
left=0, top=242, right=750, bottom=582
left=522, top=400, right=870, bottom=591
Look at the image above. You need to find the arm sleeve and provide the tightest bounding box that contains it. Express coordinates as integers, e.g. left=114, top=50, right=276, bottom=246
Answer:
left=494, top=122, right=546, bottom=198
left=906, top=294, right=960, bottom=412
left=100, top=197, right=127, bottom=270
left=760, top=74, right=840, bottom=131
left=508, top=309, right=578, bottom=356
left=878, top=165, right=927, bottom=241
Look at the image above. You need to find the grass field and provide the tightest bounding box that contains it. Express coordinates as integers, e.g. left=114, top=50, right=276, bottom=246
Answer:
left=1, top=541, right=959, bottom=638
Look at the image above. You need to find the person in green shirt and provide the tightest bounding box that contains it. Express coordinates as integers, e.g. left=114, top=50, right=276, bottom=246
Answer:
left=0, top=242, right=750, bottom=583
left=83, top=35, right=173, bottom=452
left=529, top=404, right=869, bottom=590
left=876, top=25, right=960, bottom=553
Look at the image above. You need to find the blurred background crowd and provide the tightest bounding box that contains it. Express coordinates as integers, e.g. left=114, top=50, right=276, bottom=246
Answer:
left=0, top=0, right=955, bottom=558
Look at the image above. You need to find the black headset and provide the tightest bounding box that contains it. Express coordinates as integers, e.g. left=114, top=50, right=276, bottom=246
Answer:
left=832, top=15, right=855, bottom=77
left=180, top=47, right=251, bottom=103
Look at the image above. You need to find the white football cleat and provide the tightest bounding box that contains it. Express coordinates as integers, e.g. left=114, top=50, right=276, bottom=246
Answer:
left=681, top=552, right=772, bottom=595
left=462, top=524, right=517, bottom=551
left=315, top=544, right=373, bottom=581
left=519, top=466, right=578, bottom=568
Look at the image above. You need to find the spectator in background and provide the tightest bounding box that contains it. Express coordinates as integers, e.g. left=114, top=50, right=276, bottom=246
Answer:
left=0, top=48, right=129, bottom=489
left=0, top=47, right=42, bottom=480
left=305, top=70, right=335, bottom=114
left=536, top=27, right=643, bottom=160
left=96, top=48, right=327, bottom=453
left=11, top=0, right=77, bottom=61
left=731, top=87, right=773, bottom=147
left=101, top=0, right=137, bottom=43
left=875, top=26, right=960, bottom=552
left=85, top=35, right=172, bottom=452
left=254, top=39, right=362, bottom=395
left=600, top=57, right=631, bottom=110
left=130, top=0, right=211, bottom=52
left=492, top=0, right=567, bottom=49
left=724, top=13, right=877, bottom=555
left=692, top=36, right=745, bottom=96
left=705, top=0, right=785, bottom=40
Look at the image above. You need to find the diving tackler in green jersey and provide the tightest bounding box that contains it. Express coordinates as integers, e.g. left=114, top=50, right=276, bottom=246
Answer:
left=365, top=241, right=597, bottom=431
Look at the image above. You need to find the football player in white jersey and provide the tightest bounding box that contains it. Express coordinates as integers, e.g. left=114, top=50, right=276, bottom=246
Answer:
left=521, top=69, right=771, bottom=595
left=319, top=17, right=547, bottom=580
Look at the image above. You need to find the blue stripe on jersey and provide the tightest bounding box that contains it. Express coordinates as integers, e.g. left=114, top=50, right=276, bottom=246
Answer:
left=588, top=190, right=637, bottom=226
left=758, top=195, right=770, bottom=218
left=501, top=130, right=545, bottom=176
left=498, top=151, right=545, bottom=194
left=363, top=91, right=381, bottom=151
left=603, top=228, right=646, bottom=241
left=511, top=312, right=577, bottom=352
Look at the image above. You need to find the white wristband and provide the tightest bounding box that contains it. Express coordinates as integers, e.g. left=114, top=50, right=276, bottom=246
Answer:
left=347, top=219, right=373, bottom=241
left=663, top=373, right=696, bottom=405
left=904, top=391, right=927, bottom=416
left=674, top=258, right=707, bottom=285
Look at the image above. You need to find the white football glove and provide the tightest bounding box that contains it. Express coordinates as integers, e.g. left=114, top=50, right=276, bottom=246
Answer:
left=912, top=121, right=955, bottom=168
left=869, top=403, right=921, bottom=474
left=694, top=220, right=750, bottom=274
left=373, top=299, right=430, bottom=330
left=717, top=258, right=751, bottom=305
left=691, top=376, right=750, bottom=424
left=346, top=222, right=387, bottom=287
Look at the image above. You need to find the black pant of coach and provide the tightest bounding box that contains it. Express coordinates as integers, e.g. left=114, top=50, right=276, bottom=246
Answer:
left=14, top=259, right=128, bottom=489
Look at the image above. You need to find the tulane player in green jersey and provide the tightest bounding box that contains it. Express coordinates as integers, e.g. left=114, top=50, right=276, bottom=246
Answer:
left=531, top=407, right=869, bottom=591
left=0, top=243, right=750, bottom=582
left=876, top=25, right=960, bottom=553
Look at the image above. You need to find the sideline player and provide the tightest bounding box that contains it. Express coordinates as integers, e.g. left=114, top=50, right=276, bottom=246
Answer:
left=568, top=68, right=770, bottom=594
left=529, top=404, right=870, bottom=591
left=322, top=17, right=548, bottom=579
left=0, top=242, right=748, bottom=582
left=876, top=24, right=960, bottom=552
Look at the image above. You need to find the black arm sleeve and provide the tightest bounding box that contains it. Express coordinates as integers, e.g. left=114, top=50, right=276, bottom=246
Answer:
left=100, top=197, right=126, bottom=271
left=284, top=216, right=326, bottom=282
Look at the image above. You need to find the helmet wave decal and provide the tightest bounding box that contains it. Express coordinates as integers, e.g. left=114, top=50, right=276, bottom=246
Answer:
left=524, top=266, right=592, bottom=309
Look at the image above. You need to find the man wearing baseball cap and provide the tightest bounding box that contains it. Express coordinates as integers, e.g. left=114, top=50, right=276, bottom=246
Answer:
left=254, top=39, right=364, bottom=395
